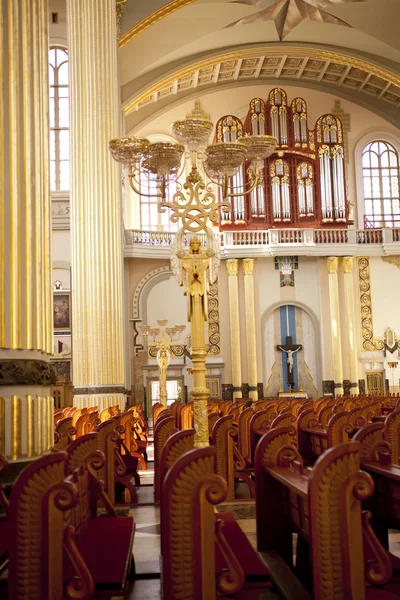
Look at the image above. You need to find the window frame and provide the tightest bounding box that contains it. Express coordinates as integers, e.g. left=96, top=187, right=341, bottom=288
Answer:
left=355, top=131, right=400, bottom=230
left=49, top=45, right=70, bottom=193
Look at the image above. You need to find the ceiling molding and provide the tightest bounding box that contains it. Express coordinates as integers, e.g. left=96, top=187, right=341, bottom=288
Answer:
left=119, top=0, right=196, bottom=48
left=122, top=46, right=400, bottom=118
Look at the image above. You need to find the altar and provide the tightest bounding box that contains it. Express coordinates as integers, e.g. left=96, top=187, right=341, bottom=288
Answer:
left=278, top=391, right=308, bottom=399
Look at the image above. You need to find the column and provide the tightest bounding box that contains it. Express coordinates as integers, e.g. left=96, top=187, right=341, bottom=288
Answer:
left=242, top=259, right=258, bottom=400
left=226, top=260, right=242, bottom=399
left=342, top=257, right=359, bottom=392
left=68, top=0, right=126, bottom=410
left=0, top=0, right=54, bottom=459
left=327, top=257, right=344, bottom=395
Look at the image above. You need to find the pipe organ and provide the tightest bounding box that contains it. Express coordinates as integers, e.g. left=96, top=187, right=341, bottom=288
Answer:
left=215, top=88, right=348, bottom=229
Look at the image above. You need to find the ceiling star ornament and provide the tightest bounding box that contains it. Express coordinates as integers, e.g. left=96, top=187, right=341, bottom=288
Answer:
left=229, top=0, right=365, bottom=40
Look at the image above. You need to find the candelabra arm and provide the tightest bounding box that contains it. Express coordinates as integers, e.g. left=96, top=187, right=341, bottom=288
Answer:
left=223, top=173, right=260, bottom=200
left=127, top=172, right=167, bottom=200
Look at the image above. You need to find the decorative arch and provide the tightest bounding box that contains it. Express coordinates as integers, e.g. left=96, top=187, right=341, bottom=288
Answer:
left=261, top=300, right=322, bottom=396
left=133, top=266, right=173, bottom=320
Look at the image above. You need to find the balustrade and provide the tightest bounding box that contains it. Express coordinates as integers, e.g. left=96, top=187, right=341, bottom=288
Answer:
left=124, top=227, right=400, bottom=255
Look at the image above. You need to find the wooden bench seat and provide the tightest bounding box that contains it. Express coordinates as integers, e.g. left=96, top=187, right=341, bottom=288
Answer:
left=9, top=447, right=135, bottom=599
left=63, top=463, right=135, bottom=592
left=255, top=425, right=400, bottom=599
left=161, top=446, right=271, bottom=599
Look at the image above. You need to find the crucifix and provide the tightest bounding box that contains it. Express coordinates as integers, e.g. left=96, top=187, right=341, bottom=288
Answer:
left=277, top=336, right=302, bottom=391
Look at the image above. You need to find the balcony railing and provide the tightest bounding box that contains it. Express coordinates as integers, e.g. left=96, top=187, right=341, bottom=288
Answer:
left=124, top=227, right=400, bottom=257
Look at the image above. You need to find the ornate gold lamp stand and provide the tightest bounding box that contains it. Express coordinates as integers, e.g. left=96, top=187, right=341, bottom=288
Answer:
left=110, top=105, right=276, bottom=446
left=139, top=321, right=186, bottom=407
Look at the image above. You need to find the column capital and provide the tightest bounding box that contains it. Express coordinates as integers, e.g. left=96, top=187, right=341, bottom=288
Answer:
left=226, top=259, right=239, bottom=276
left=341, top=256, right=354, bottom=274
left=327, top=257, right=339, bottom=274
left=242, top=258, right=255, bottom=276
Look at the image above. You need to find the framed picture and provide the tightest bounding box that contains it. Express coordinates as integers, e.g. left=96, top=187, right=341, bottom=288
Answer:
left=54, top=292, right=71, bottom=331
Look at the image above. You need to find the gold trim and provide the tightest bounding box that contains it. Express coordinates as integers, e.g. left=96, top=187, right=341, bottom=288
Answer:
left=342, top=256, right=353, bottom=274
left=36, top=395, right=42, bottom=455
left=0, top=397, right=4, bottom=456
left=26, top=395, right=34, bottom=458
left=207, top=278, right=220, bottom=356
left=327, top=257, right=339, bottom=274
left=11, top=395, right=21, bottom=460
left=357, top=257, right=384, bottom=352
left=123, top=46, right=400, bottom=115
left=119, top=0, right=196, bottom=47
left=226, top=259, right=239, bottom=277
left=242, top=258, right=255, bottom=276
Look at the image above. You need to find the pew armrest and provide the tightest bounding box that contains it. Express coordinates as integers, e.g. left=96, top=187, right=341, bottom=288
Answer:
left=259, top=550, right=311, bottom=600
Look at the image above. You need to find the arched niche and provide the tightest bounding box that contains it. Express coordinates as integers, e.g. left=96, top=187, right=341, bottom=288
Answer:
left=261, top=300, right=322, bottom=398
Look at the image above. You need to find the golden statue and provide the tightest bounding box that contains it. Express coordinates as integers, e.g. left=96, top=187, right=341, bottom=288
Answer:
left=173, top=236, right=217, bottom=447
left=180, top=237, right=213, bottom=321
left=156, top=346, right=170, bottom=406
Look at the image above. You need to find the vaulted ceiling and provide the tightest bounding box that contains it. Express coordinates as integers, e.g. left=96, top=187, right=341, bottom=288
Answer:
left=119, top=0, right=400, bottom=129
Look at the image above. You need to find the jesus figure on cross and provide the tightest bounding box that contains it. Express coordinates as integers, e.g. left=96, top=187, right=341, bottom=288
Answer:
left=278, top=347, right=300, bottom=374
left=277, top=336, right=302, bottom=391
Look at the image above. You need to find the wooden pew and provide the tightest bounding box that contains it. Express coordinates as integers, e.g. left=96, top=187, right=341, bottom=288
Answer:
left=297, top=410, right=353, bottom=463
left=8, top=449, right=135, bottom=599
left=153, top=415, right=177, bottom=503
left=211, top=415, right=255, bottom=500
left=159, top=429, right=195, bottom=494
left=254, top=426, right=400, bottom=599
left=353, top=421, right=400, bottom=554
left=161, top=446, right=271, bottom=600
left=8, top=453, right=84, bottom=600
left=53, top=416, right=76, bottom=451
left=96, top=418, right=137, bottom=505
left=63, top=463, right=135, bottom=595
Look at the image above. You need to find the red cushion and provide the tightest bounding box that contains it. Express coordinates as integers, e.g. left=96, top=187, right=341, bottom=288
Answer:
left=122, top=454, right=139, bottom=472
left=215, top=512, right=269, bottom=578
left=0, top=521, right=9, bottom=559
left=78, top=516, right=134, bottom=586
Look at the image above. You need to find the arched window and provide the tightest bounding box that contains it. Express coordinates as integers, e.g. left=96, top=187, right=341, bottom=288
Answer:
left=362, top=141, right=400, bottom=228
left=49, top=47, right=69, bottom=191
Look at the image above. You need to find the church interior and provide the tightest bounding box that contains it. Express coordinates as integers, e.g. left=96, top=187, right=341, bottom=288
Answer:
left=2, top=0, right=400, bottom=598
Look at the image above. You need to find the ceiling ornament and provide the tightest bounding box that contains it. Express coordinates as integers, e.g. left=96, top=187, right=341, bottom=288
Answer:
left=229, top=0, right=365, bottom=40
left=123, top=47, right=400, bottom=118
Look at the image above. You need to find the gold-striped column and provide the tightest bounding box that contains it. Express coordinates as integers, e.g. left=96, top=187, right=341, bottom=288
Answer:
left=342, top=257, right=359, bottom=392
left=68, top=0, right=126, bottom=410
left=0, top=0, right=54, bottom=459
left=327, top=257, right=344, bottom=395
left=226, top=260, right=242, bottom=399
left=242, top=259, right=258, bottom=400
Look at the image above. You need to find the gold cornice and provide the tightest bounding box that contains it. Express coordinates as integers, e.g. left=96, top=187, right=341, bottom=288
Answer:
left=123, top=46, right=400, bottom=116
left=119, top=0, right=196, bottom=48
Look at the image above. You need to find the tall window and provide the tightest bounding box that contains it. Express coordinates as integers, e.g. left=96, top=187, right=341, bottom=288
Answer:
left=49, top=47, right=69, bottom=191
left=362, top=141, right=400, bottom=227
left=140, top=177, right=178, bottom=232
